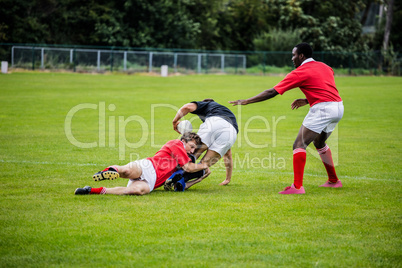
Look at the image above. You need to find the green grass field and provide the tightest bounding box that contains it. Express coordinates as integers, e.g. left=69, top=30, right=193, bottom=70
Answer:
left=0, top=72, right=401, bottom=267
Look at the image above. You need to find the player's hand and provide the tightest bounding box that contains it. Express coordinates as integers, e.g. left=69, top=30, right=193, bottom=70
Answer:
left=202, top=167, right=211, bottom=180
left=291, top=99, right=308, bottom=110
left=229, top=100, right=247, bottom=106
left=172, top=121, right=180, bottom=133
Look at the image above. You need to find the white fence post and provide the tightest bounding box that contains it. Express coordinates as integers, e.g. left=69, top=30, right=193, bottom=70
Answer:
left=11, top=47, right=14, bottom=67
left=243, top=55, right=246, bottom=71
left=149, top=52, right=153, bottom=72
left=1, top=61, right=8, bottom=74
left=174, top=53, right=177, bottom=73
left=161, top=65, right=168, bottom=77
left=124, top=51, right=127, bottom=71
left=197, top=54, right=201, bottom=73
left=41, top=48, right=44, bottom=69
left=221, top=54, right=225, bottom=73
left=97, top=50, right=101, bottom=71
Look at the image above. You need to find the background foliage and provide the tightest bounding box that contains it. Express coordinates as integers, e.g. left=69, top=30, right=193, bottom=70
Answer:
left=0, top=0, right=400, bottom=53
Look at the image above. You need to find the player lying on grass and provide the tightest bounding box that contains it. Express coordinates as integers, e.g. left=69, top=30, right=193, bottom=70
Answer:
left=229, top=42, right=344, bottom=195
left=75, top=132, right=209, bottom=196
left=164, top=99, right=238, bottom=191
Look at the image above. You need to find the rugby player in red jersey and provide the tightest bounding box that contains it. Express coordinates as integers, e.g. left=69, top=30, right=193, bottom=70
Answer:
left=75, top=132, right=208, bottom=196
left=230, top=43, right=344, bottom=194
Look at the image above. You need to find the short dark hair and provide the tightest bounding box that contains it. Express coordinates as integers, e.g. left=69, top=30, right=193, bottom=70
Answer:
left=180, top=132, right=202, bottom=146
left=295, top=43, right=313, bottom=58
left=202, top=98, right=214, bottom=102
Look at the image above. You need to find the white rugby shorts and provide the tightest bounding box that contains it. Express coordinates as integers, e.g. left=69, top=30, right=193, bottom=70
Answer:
left=302, top=101, right=344, bottom=134
left=126, top=159, right=157, bottom=192
left=197, top=116, right=237, bottom=157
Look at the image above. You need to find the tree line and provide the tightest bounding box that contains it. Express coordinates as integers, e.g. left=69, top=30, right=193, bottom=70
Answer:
left=0, top=0, right=400, bottom=53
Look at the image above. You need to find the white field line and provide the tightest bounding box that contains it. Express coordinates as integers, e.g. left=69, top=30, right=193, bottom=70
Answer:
left=222, top=168, right=400, bottom=182
left=0, top=159, right=399, bottom=182
left=0, top=159, right=102, bottom=167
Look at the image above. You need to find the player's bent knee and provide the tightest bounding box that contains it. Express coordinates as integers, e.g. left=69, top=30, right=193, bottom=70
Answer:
left=118, top=166, right=132, bottom=178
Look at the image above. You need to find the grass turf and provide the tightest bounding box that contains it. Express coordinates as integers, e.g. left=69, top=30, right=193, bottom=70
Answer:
left=0, top=72, right=401, bottom=267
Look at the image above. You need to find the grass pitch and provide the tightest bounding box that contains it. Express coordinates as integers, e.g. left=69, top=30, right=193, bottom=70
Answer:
left=0, top=72, right=401, bottom=267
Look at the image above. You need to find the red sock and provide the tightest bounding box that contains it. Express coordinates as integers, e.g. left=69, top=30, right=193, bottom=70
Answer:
left=317, top=145, right=338, bottom=183
left=90, top=187, right=106, bottom=194
left=293, top=148, right=306, bottom=189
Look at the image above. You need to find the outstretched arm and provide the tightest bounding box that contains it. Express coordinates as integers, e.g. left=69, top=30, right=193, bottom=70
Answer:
left=220, top=149, right=233, bottom=186
left=229, top=88, right=278, bottom=106
left=172, top=103, right=197, bottom=133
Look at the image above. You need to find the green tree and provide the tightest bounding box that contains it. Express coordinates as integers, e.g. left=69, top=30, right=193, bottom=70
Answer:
left=223, top=0, right=268, bottom=51
left=0, top=0, right=399, bottom=54
left=262, top=0, right=370, bottom=52
left=253, top=28, right=301, bottom=51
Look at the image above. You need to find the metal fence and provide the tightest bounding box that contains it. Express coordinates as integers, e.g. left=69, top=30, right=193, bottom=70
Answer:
left=0, top=43, right=400, bottom=75
left=9, top=46, right=247, bottom=74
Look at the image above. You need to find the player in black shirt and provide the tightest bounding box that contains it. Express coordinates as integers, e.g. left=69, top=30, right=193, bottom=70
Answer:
left=170, top=99, right=238, bottom=189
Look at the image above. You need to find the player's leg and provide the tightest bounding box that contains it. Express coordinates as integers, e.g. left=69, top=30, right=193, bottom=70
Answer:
left=193, top=143, right=208, bottom=160
left=200, top=149, right=222, bottom=167
left=220, top=148, right=233, bottom=186
left=115, top=162, right=143, bottom=179
left=76, top=180, right=151, bottom=195
left=202, top=121, right=236, bottom=186
left=92, top=161, right=142, bottom=181
left=280, top=125, right=319, bottom=194
left=313, top=131, right=331, bottom=149
left=293, top=124, right=319, bottom=150
left=104, top=180, right=151, bottom=195
left=313, top=131, right=342, bottom=187
left=313, top=101, right=344, bottom=187
left=293, top=125, right=319, bottom=189
left=80, top=162, right=143, bottom=195
left=77, top=162, right=151, bottom=195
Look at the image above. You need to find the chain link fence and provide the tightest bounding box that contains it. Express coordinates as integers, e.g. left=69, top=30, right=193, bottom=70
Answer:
left=1, top=43, right=400, bottom=75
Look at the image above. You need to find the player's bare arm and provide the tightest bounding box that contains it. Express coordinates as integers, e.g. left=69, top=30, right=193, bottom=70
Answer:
left=229, top=88, right=278, bottom=106
left=291, top=98, right=309, bottom=110
left=172, top=103, right=197, bottom=132
left=185, top=167, right=211, bottom=190
left=182, top=161, right=208, bottom=173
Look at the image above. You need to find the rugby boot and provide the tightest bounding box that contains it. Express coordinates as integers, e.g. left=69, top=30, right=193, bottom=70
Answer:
left=93, top=167, right=119, bottom=182
left=319, top=180, right=342, bottom=188
left=75, top=186, right=92, bottom=195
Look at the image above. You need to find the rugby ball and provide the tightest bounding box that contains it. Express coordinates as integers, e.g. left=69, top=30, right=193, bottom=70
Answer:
left=177, top=120, right=193, bottom=134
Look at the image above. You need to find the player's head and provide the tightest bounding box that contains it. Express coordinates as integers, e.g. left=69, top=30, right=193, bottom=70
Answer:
left=295, top=43, right=313, bottom=58
left=292, top=43, right=313, bottom=68
left=180, top=132, right=202, bottom=154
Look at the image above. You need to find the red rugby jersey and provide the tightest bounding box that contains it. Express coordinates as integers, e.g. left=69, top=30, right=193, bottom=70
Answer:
left=147, top=139, right=191, bottom=189
left=274, top=61, right=342, bottom=106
